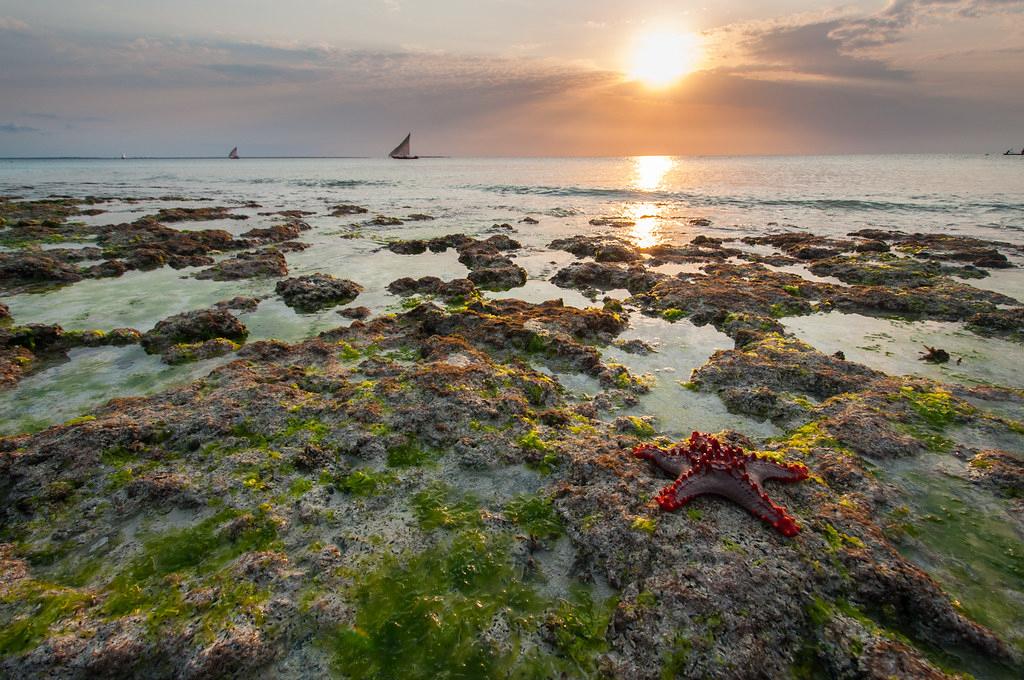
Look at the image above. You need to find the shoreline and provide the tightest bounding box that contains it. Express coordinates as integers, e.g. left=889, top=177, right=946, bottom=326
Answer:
left=1, top=186, right=1022, bottom=677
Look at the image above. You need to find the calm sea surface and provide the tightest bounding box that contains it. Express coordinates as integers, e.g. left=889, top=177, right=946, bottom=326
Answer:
left=2, top=155, right=1022, bottom=241
left=1, top=155, right=1022, bottom=432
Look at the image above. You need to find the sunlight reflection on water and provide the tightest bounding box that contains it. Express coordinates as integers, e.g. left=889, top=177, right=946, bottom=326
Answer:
left=624, top=202, right=663, bottom=248
left=632, top=155, right=674, bottom=191
left=627, top=157, right=675, bottom=247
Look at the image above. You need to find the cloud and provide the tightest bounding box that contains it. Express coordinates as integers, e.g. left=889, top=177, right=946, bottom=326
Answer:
left=0, top=16, right=29, bottom=33
left=709, top=1, right=1023, bottom=84
left=0, top=123, right=41, bottom=134
left=0, top=8, right=1021, bottom=156
left=205, top=63, right=326, bottom=83
left=20, top=112, right=107, bottom=123
left=830, top=0, right=1024, bottom=49
left=736, top=19, right=910, bottom=82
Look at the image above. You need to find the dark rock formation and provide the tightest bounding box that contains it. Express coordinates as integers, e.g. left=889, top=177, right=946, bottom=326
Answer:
left=141, top=308, right=248, bottom=356
left=275, top=274, right=363, bottom=312
left=195, top=250, right=288, bottom=281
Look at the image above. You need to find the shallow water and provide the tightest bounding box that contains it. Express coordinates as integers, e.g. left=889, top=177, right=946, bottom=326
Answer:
left=879, top=453, right=1024, bottom=669
left=603, top=314, right=781, bottom=438
left=0, top=345, right=232, bottom=434
left=783, top=312, right=1024, bottom=388
left=2, top=155, right=1022, bottom=432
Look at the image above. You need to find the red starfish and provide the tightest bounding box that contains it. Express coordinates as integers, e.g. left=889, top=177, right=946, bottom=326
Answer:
left=633, top=432, right=809, bottom=537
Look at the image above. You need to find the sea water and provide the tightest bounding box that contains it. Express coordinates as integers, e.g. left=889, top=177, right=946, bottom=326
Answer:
left=0, top=155, right=1022, bottom=432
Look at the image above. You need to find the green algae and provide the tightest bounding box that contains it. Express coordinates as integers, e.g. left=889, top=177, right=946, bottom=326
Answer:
left=288, top=477, right=314, bottom=497
left=504, top=494, right=563, bottom=539
left=228, top=420, right=272, bottom=450
left=769, top=301, right=805, bottom=318
left=411, top=482, right=483, bottom=531
left=661, top=308, right=687, bottom=322
left=331, top=469, right=396, bottom=496
left=660, top=633, right=693, bottom=679
left=631, top=516, right=658, bottom=534
left=525, top=332, right=549, bottom=354
left=623, top=415, right=657, bottom=438
left=522, top=377, right=554, bottom=406
left=803, top=592, right=1007, bottom=680
left=517, top=429, right=559, bottom=474
left=326, top=529, right=540, bottom=680
left=386, top=437, right=438, bottom=467
left=1, top=508, right=280, bottom=656
left=769, top=420, right=850, bottom=459
left=102, top=508, right=278, bottom=622
left=894, top=422, right=955, bottom=452
left=634, top=589, right=657, bottom=609
left=897, top=385, right=972, bottom=429
left=546, top=586, right=617, bottom=675
left=821, top=523, right=865, bottom=552
left=63, top=414, right=96, bottom=426
left=0, top=582, right=92, bottom=656
left=884, top=470, right=1024, bottom=657
left=279, top=416, right=330, bottom=443
left=337, top=340, right=362, bottom=361
left=326, top=526, right=615, bottom=680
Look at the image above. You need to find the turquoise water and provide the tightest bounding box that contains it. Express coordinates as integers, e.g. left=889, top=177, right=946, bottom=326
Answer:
left=1, top=155, right=1022, bottom=432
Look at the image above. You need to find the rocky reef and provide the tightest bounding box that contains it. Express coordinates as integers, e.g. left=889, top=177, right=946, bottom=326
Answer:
left=387, top=234, right=528, bottom=291
left=0, top=195, right=1022, bottom=679
left=276, top=275, right=363, bottom=313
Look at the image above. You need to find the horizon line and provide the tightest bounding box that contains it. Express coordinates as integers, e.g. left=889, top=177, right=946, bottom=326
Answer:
left=0, top=152, right=1015, bottom=161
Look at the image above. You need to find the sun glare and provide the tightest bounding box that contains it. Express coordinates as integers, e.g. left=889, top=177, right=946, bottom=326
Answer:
left=633, top=155, right=674, bottom=191
left=625, top=202, right=663, bottom=249
left=628, top=30, right=702, bottom=87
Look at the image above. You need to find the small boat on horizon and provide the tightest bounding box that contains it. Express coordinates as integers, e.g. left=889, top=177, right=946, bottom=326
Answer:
left=228, top=147, right=240, bottom=159
left=389, top=133, right=418, bottom=160
left=1003, top=147, right=1023, bottom=155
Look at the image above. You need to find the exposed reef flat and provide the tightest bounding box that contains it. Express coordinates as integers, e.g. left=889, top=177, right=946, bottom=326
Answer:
left=1, top=195, right=1022, bottom=679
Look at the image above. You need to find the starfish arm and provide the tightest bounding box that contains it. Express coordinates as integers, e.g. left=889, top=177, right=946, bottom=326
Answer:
left=633, top=445, right=691, bottom=478
left=660, top=469, right=802, bottom=536
left=745, top=457, right=809, bottom=486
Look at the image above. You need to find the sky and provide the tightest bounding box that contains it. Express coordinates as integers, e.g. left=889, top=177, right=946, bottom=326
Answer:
left=0, top=1, right=1022, bottom=156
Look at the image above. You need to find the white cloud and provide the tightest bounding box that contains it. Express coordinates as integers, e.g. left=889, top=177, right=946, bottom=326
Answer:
left=0, top=16, right=29, bottom=32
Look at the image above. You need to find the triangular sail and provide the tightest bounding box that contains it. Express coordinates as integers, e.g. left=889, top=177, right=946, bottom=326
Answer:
left=228, top=147, right=239, bottom=159
left=389, top=134, right=411, bottom=158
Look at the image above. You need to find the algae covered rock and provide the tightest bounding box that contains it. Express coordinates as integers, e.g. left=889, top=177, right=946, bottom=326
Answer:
left=240, top=221, right=308, bottom=243
left=386, top=276, right=475, bottom=298
left=144, top=206, right=247, bottom=223
left=195, top=250, right=288, bottom=281
left=467, top=264, right=527, bottom=290
left=0, top=252, right=83, bottom=290
left=141, top=308, right=248, bottom=356
left=548, top=235, right=641, bottom=263
left=275, top=274, right=363, bottom=312
left=161, top=337, right=242, bottom=365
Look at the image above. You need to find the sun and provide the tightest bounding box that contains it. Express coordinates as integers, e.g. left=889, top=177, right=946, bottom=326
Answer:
left=628, top=30, right=703, bottom=87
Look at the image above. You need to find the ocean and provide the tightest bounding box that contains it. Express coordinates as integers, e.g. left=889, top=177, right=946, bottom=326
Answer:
left=3, top=154, right=1023, bottom=239
left=1, top=154, right=1022, bottom=433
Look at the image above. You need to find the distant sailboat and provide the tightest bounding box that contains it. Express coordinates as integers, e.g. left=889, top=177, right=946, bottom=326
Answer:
left=389, top=133, right=418, bottom=160
left=228, top=147, right=240, bottom=159
left=121, top=153, right=126, bottom=160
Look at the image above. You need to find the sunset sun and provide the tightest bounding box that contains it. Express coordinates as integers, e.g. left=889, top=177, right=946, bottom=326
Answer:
left=628, top=30, right=703, bottom=87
